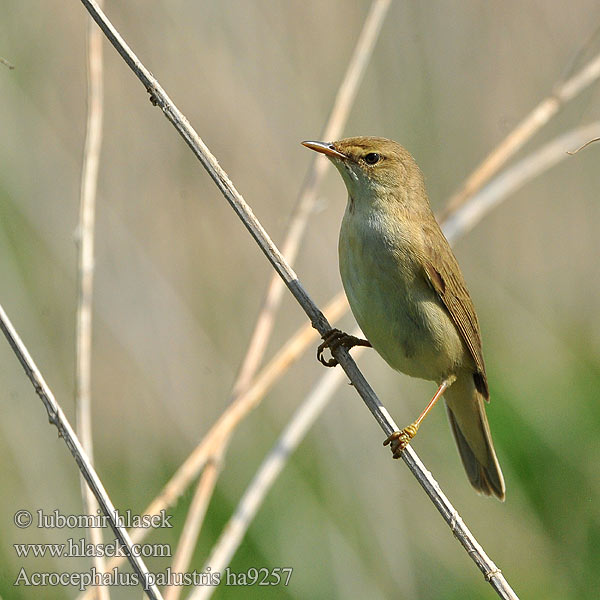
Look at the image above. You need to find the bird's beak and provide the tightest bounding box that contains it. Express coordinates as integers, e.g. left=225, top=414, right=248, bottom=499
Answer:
left=301, top=140, right=347, bottom=160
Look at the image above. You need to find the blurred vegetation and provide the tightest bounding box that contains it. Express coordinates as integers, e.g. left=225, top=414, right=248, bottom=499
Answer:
left=1, top=1, right=600, bottom=599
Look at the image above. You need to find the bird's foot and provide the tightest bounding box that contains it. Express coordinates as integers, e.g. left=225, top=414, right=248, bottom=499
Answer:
left=383, top=423, right=419, bottom=458
left=317, top=328, right=371, bottom=367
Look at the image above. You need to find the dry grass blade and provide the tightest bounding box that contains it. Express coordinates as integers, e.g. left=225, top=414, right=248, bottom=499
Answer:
left=440, top=49, right=600, bottom=219
left=75, top=6, right=109, bottom=599
left=566, top=136, right=600, bottom=155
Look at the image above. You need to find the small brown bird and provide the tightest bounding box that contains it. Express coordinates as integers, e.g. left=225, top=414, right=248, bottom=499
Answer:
left=303, top=136, right=505, bottom=500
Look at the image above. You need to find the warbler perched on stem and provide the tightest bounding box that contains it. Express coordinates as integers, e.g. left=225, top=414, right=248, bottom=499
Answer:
left=302, top=137, right=505, bottom=500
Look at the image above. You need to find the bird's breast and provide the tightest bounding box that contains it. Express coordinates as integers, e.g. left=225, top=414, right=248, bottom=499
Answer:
left=338, top=205, right=465, bottom=382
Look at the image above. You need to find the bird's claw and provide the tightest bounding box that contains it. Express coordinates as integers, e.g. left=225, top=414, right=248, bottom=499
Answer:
left=317, top=328, right=345, bottom=367
left=317, top=328, right=371, bottom=367
left=383, top=424, right=418, bottom=458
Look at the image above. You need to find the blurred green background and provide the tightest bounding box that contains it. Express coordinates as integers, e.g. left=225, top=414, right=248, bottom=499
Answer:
left=1, top=1, right=600, bottom=598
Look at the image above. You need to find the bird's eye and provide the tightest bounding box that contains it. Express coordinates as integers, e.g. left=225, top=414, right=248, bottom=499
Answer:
left=364, top=152, right=380, bottom=165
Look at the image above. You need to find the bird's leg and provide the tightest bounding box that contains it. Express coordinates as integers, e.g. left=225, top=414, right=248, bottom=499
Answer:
left=317, top=328, right=372, bottom=367
left=384, top=374, right=457, bottom=458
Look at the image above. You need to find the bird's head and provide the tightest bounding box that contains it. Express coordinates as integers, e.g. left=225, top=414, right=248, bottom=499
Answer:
left=302, top=136, right=426, bottom=209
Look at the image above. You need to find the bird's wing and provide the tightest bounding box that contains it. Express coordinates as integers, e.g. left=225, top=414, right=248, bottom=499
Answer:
left=422, top=223, right=489, bottom=400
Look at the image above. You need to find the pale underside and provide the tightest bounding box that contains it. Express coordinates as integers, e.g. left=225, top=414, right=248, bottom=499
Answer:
left=339, top=196, right=472, bottom=383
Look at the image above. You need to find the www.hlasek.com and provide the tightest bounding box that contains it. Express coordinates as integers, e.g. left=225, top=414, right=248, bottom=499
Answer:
left=14, top=537, right=170, bottom=559
left=14, top=567, right=294, bottom=590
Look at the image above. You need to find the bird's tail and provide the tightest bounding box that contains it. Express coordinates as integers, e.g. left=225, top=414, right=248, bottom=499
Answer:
left=444, top=374, right=505, bottom=500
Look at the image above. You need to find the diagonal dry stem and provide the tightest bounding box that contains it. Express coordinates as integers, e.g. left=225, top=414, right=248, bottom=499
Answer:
left=0, top=303, right=163, bottom=600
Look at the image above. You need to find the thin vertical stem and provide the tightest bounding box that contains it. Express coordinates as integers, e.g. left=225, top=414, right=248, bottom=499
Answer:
left=76, top=4, right=108, bottom=599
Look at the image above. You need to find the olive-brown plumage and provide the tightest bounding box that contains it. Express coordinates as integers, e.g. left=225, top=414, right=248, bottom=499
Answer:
left=303, top=136, right=505, bottom=500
